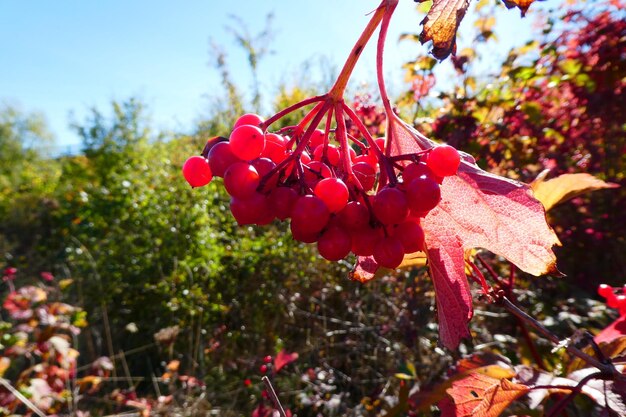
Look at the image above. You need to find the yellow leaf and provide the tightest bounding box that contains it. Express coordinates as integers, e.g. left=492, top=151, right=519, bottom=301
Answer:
left=399, top=251, right=427, bottom=269
left=531, top=171, right=619, bottom=212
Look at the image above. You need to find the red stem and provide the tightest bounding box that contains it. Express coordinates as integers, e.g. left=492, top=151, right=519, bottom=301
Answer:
left=262, top=95, right=326, bottom=130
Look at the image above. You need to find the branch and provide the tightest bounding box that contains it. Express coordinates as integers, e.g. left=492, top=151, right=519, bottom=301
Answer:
left=262, top=376, right=287, bottom=417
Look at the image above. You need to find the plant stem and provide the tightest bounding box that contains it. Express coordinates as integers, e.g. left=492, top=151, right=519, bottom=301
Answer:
left=498, top=296, right=623, bottom=379
left=328, top=2, right=388, bottom=100
left=262, top=95, right=325, bottom=129
left=262, top=376, right=287, bottom=417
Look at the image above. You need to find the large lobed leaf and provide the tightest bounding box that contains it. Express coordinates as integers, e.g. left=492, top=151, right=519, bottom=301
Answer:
left=354, top=118, right=560, bottom=349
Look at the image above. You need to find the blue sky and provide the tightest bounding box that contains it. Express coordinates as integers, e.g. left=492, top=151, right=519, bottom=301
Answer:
left=0, top=1, right=542, bottom=149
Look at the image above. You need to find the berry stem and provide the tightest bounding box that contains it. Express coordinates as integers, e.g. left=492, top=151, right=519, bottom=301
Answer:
left=328, top=2, right=389, bottom=101
left=376, top=0, right=399, bottom=158
left=262, top=95, right=326, bottom=130
left=334, top=102, right=357, bottom=184
left=342, top=103, right=397, bottom=186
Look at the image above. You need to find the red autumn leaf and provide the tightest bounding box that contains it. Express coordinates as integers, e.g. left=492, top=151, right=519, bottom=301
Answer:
left=419, top=0, right=470, bottom=59
left=441, top=372, right=529, bottom=417
left=595, top=316, right=626, bottom=345
left=274, top=349, right=298, bottom=373
left=354, top=117, right=560, bottom=349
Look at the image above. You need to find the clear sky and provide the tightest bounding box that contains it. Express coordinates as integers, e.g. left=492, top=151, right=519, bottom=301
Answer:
left=0, top=0, right=542, bottom=150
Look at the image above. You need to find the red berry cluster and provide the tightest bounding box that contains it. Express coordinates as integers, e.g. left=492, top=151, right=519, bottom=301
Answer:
left=598, top=284, right=626, bottom=316
left=183, top=112, right=461, bottom=270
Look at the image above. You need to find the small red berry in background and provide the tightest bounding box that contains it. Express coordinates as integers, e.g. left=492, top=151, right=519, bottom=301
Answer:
left=182, top=156, right=213, bottom=188
left=259, top=364, right=268, bottom=374
left=263, top=355, right=272, bottom=364
left=427, top=144, right=461, bottom=177
left=244, top=378, right=252, bottom=387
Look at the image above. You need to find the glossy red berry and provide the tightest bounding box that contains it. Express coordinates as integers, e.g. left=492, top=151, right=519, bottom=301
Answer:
left=403, top=162, right=434, bottom=184
left=373, top=187, right=409, bottom=225
left=223, top=162, right=260, bottom=199
left=233, top=113, right=264, bottom=129
left=318, top=227, right=352, bottom=261
left=182, top=156, right=213, bottom=187
left=230, top=193, right=271, bottom=225
left=263, top=355, right=272, bottom=364
left=229, top=125, right=265, bottom=161
left=208, top=142, right=240, bottom=178
left=309, top=129, right=325, bottom=149
left=374, top=237, right=404, bottom=269
left=393, top=220, right=425, bottom=253
left=405, top=177, right=441, bottom=214
left=339, top=201, right=369, bottom=230
left=260, top=364, right=268, bottom=374
left=351, top=226, right=384, bottom=256
left=352, top=162, right=376, bottom=191
left=269, top=187, right=299, bottom=221
left=314, top=178, right=349, bottom=213
left=427, top=145, right=460, bottom=177
left=598, top=284, right=614, bottom=298
left=290, top=195, right=330, bottom=235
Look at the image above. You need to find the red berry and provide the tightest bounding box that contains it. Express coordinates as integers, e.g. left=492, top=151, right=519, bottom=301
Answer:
left=375, top=138, right=386, bottom=152
left=269, top=187, right=299, bottom=221
left=313, top=144, right=340, bottom=166
left=290, top=222, right=320, bottom=243
left=314, top=178, right=349, bottom=213
left=303, top=161, right=332, bottom=187
left=252, top=157, right=279, bottom=189
left=309, top=129, right=325, bottom=149
left=290, top=195, right=330, bottom=235
left=244, top=378, right=252, bottom=387
left=229, top=125, right=265, bottom=161
left=374, top=237, right=405, bottom=269
left=598, top=284, right=614, bottom=299
left=405, top=177, right=441, bottom=214
left=208, top=142, right=240, bottom=178
left=403, top=162, right=434, bottom=184
left=262, top=134, right=288, bottom=164
left=230, top=193, right=271, bottom=225
left=427, top=145, right=460, bottom=177
left=260, top=364, right=268, bottom=374
left=616, top=295, right=626, bottom=315
left=351, top=226, right=384, bottom=256
left=339, top=201, right=369, bottom=230
left=234, top=113, right=264, bottom=129
left=182, top=156, right=213, bottom=187
left=224, top=162, right=260, bottom=199
left=373, top=187, right=409, bottom=225
left=352, top=162, right=376, bottom=191
left=318, top=227, right=352, bottom=261
left=263, top=355, right=272, bottom=364
left=393, top=220, right=425, bottom=253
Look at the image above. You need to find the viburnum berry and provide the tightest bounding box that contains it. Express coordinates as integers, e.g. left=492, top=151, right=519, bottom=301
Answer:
left=259, top=364, right=268, bottom=374
left=405, top=176, right=441, bottom=215
left=598, top=284, right=614, bottom=298
left=208, top=142, right=240, bottom=178
left=352, top=161, right=376, bottom=191
left=230, top=193, right=271, bottom=226
left=269, top=187, right=299, bottom=221
left=318, top=227, right=352, bottom=261
left=373, top=236, right=404, bottom=269
left=229, top=125, right=265, bottom=161
left=290, top=195, right=330, bottom=236
left=314, top=178, right=349, bottom=213
left=403, top=161, right=434, bottom=184
left=351, top=226, right=384, bottom=257
left=427, top=145, right=461, bottom=177
left=339, top=201, right=369, bottom=230
left=263, top=355, right=272, bottom=364
left=393, top=220, right=425, bottom=253
left=233, top=113, right=264, bottom=129
left=373, top=187, right=409, bottom=225
left=182, top=156, right=213, bottom=187
left=223, top=162, right=260, bottom=199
